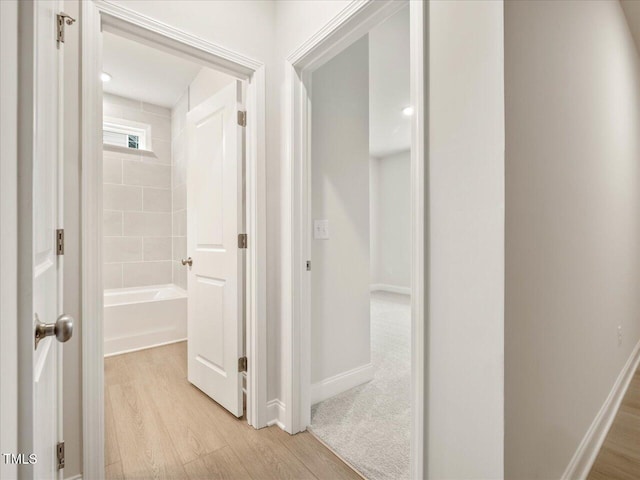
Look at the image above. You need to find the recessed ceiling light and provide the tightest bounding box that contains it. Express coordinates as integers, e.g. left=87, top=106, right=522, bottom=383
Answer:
left=402, top=106, right=414, bottom=116
left=101, top=72, right=112, bottom=82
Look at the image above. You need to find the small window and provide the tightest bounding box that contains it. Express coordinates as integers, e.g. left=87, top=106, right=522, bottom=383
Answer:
left=103, top=120, right=148, bottom=150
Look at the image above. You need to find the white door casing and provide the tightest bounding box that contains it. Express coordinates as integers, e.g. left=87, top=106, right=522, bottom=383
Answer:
left=186, top=81, right=245, bottom=417
left=20, top=0, right=65, bottom=478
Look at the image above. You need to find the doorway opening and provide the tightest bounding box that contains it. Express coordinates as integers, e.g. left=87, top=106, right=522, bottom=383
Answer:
left=100, top=27, right=252, bottom=478
left=80, top=3, right=269, bottom=477
left=305, top=6, right=412, bottom=479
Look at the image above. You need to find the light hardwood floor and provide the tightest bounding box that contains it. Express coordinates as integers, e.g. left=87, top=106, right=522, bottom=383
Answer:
left=105, top=342, right=362, bottom=480
left=588, top=367, right=640, bottom=480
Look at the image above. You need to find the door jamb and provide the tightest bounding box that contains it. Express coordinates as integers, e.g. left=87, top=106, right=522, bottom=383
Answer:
left=283, top=1, right=426, bottom=478
left=81, top=2, right=268, bottom=478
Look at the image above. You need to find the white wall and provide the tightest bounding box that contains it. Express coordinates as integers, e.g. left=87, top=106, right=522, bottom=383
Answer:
left=311, top=36, right=371, bottom=386
left=370, top=150, right=411, bottom=291
left=505, top=1, right=640, bottom=478
left=427, top=1, right=504, bottom=478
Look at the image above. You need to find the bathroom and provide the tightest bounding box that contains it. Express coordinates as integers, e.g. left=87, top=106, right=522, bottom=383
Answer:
left=101, top=31, right=236, bottom=357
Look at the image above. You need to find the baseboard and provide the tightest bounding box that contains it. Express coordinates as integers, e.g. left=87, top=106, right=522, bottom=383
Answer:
left=561, top=338, right=640, bottom=480
left=64, top=475, right=82, bottom=480
left=267, top=399, right=286, bottom=430
left=104, top=337, right=186, bottom=358
left=311, top=363, right=374, bottom=405
left=370, top=283, right=411, bottom=295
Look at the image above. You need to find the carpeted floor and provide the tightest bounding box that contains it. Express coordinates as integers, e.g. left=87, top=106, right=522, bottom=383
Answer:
left=310, top=291, right=411, bottom=480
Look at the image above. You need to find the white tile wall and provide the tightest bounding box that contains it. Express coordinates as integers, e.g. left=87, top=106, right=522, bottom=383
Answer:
left=103, top=93, right=174, bottom=289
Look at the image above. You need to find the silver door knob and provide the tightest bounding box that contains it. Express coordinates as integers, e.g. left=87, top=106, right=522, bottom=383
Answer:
left=181, top=257, right=193, bottom=266
left=35, top=313, right=74, bottom=349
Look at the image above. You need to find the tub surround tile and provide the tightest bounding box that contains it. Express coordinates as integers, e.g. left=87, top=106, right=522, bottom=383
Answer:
left=104, top=210, right=123, bottom=237
left=124, top=212, right=172, bottom=237
left=172, top=184, right=186, bottom=211
left=143, top=188, right=171, bottom=213
left=103, top=263, right=123, bottom=290
left=103, top=157, right=123, bottom=184
left=122, top=261, right=172, bottom=287
left=123, top=160, right=171, bottom=189
left=172, top=262, right=187, bottom=290
left=104, top=237, right=143, bottom=263
left=143, top=237, right=172, bottom=261
left=172, top=236, right=187, bottom=261
left=103, top=184, right=143, bottom=212
left=173, top=209, right=187, bottom=237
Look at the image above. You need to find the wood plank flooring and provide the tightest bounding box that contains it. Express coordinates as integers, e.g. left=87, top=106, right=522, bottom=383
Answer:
left=105, top=342, right=362, bottom=480
left=588, top=367, right=640, bottom=480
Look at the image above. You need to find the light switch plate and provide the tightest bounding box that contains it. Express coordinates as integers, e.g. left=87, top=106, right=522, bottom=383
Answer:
left=314, top=219, right=329, bottom=240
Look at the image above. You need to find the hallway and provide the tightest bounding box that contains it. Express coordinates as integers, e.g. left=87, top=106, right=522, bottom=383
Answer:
left=589, top=367, right=640, bottom=479
left=105, top=342, right=361, bottom=479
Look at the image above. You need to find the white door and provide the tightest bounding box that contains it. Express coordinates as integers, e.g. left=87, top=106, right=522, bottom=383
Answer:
left=20, top=1, right=71, bottom=478
left=186, top=81, right=245, bottom=417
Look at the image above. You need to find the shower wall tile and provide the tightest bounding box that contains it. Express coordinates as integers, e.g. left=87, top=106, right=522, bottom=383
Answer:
left=143, top=188, right=171, bottom=212
left=103, top=263, right=123, bottom=290
left=143, top=237, right=172, bottom=261
left=103, top=156, right=122, bottom=184
left=123, top=212, right=172, bottom=236
left=123, top=160, right=171, bottom=188
left=103, top=93, right=174, bottom=289
left=172, top=184, right=186, bottom=211
left=104, top=237, right=143, bottom=263
left=122, top=261, right=172, bottom=287
left=173, top=262, right=187, bottom=290
left=103, top=184, right=143, bottom=211
left=171, top=89, right=189, bottom=288
left=103, top=210, right=123, bottom=237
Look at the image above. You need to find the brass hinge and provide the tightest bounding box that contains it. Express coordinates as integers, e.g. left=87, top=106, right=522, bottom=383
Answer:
left=57, top=441, right=65, bottom=470
left=238, top=233, right=248, bottom=249
left=238, top=356, right=247, bottom=373
left=237, top=110, right=247, bottom=127
left=56, top=229, right=64, bottom=255
left=56, top=12, right=76, bottom=48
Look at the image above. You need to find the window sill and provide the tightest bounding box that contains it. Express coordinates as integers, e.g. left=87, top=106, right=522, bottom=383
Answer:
left=103, top=143, right=158, bottom=159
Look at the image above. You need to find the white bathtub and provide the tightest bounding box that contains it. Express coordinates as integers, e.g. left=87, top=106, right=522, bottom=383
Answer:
left=104, top=284, right=187, bottom=357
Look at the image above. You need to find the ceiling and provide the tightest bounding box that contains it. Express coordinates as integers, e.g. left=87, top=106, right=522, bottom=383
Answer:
left=102, top=31, right=202, bottom=108
left=369, top=5, right=410, bottom=157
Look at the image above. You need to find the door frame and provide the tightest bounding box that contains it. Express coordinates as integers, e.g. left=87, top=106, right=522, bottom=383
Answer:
left=80, top=1, right=269, bottom=478
left=282, top=0, right=426, bottom=478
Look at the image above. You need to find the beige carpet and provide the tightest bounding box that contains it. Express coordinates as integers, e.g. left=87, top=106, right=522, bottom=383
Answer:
left=310, top=291, right=411, bottom=480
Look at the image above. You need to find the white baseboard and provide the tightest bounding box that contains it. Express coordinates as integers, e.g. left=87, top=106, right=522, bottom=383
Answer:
left=65, top=475, right=82, bottom=480
left=370, top=283, right=411, bottom=295
left=311, top=363, right=374, bottom=405
left=104, top=337, right=187, bottom=358
left=267, top=399, right=286, bottom=430
left=562, top=338, right=640, bottom=480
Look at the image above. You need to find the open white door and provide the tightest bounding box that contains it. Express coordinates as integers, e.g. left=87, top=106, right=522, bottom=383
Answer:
left=186, top=81, right=245, bottom=417
left=18, top=1, right=72, bottom=478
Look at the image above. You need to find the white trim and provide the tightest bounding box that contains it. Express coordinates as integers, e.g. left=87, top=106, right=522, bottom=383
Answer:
left=310, top=363, right=374, bottom=406
left=0, top=3, right=18, bottom=480
left=370, top=284, right=411, bottom=296
left=81, top=2, right=268, bottom=478
left=64, top=475, right=83, bottom=480
left=104, top=338, right=187, bottom=358
left=266, top=399, right=287, bottom=430
left=561, top=338, right=640, bottom=480
left=283, top=1, right=425, bottom=478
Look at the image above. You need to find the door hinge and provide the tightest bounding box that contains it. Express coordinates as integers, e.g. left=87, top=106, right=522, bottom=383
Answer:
left=238, top=233, right=248, bottom=249
left=56, top=229, right=64, bottom=255
left=238, top=356, right=247, bottom=373
left=306, top=260, right=311, bottom=271
left=56, top=12, right=76, bottom=48
left=237, top=110, right=247, bottom=127
left=57, top=441, right=65, bottom=470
